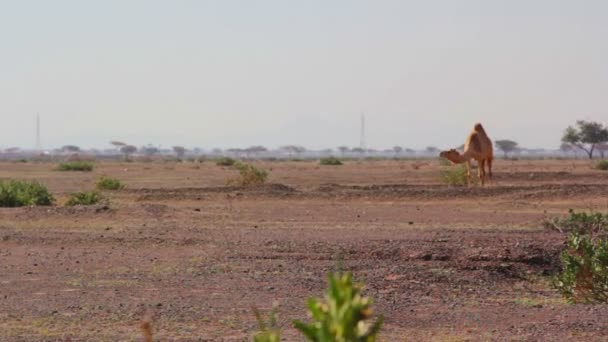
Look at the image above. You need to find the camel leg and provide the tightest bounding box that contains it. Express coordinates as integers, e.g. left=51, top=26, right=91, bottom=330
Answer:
left=487, top=158, right=493, bottom=181
left=466, top=160, right=472, bottom=186
left=479, top=159, right=486, bottom=185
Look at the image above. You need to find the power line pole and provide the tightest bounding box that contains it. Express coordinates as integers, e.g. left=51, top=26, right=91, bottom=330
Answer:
left=36, top=114, right=42, bottom=151
left=359, top=113, right=366, bottom=150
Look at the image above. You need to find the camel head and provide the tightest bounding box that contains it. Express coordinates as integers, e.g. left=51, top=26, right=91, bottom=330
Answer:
left=439, top=149, right=461, bottom=163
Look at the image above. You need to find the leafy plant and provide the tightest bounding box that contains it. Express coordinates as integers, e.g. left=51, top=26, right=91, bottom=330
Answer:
left=544, top=209, right=608, bottom=234
left=440, top=165, right=474, bottom=186
left=596, top=160, right=608, bottom=171
left=96, top=176, right=125, bottom=190
left=319, top=157, right=343, bottom=166
left=0, top=180, right=54, bottom=207
left=252, top=303, right=281, bottom=342
left=216, top=157, right=236, bottom=167
left=553, top=232, right=608, bottom=303
left=228, top=162, right=268, bottom=186
left=293, top=272, right=383, bottom=342
left=56, top=161, right=94, bottom=171
left=65, top=191, right=106, bottom=206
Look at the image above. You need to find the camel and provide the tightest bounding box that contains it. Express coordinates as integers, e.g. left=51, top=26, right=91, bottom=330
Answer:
left=439, top=123, right=494, bottom=186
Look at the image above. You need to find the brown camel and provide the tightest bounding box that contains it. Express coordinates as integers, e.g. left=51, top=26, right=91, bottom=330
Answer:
left=439, top=123, right=494, bottom=185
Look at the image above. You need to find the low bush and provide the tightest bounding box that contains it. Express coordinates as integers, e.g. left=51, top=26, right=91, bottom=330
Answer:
left=596, top=160, right=608, bottom=171
left=252, top=303, right=281, bottom=342
left=216, top=157, right=236, bottom=167
left=544, top=209, right=608, bottom=234
left=553, top=232, right=608, bottom=303
left=293, top=272, right=383, bottom=341
left=228, top=162, right=268, bottom=186
left=0, top=180, right=54, bottom=207
left=65, top=191, right=105, bottom=206
left=440, top=165, right=472, bottom=186
left=319, top=157, right=343, bottom=166
left=96, top=176, right=125, bottom=191
left=56, top=161, right=94, bottom=171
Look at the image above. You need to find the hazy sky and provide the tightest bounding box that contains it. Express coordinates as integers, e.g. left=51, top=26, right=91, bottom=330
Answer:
left=1, top=1, right=607, bottom=150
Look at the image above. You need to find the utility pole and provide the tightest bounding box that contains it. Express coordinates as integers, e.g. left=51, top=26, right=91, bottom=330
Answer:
left=359, top=113, right=366, bottom=151
left=36, top=114, right=42, bottom=151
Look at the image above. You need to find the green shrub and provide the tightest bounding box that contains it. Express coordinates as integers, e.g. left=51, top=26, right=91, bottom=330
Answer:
left=96, top=176, right=125, bottom=190
left=216, top=157, right=236, bottom=167
left=545, top=209, right=608, bottom=234
left=319, top=157, right=343, bottom=166
left=440, top=165, right=473, bottom=186
left=228, top=162, right=268, bottom=186
left=56, top=161, right=94, bottom=171
left=438, top=158, right=451, bottom=167
left=252, top=303, right=281, bottom=342
left=0, top=180, right=54, bottom=207
left=65, top=191, right=105, bottom=206
left=596, top=160, right=608, bottom=171
left=553, top=232, right=608, bottom=303
left=293, top=272, right=383, bottom=342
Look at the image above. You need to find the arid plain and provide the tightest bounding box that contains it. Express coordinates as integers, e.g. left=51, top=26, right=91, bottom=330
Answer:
left=1, top=159, right=608, bottom=341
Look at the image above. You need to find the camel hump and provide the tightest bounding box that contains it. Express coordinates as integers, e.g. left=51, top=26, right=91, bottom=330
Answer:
left=469, top=133, right=483, bottom=154
left=473, top=123, right=485, bottom=132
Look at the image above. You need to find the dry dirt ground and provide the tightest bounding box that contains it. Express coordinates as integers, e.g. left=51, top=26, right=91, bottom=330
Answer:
left=1, top=159, right=608, bottom=341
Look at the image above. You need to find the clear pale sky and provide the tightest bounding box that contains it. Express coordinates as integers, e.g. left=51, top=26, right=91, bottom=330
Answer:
left=1, top=1, right=607, bottom=150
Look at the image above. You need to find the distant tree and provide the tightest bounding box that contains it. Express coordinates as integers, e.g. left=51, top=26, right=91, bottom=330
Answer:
left=211, top=148, right=223, bottom=155
left=404, top=148, right=415, bottom=153
left=562, top=120, right=608, bottom=159
left=351, top=147, right=365, bottom=154
left=337, top=146, right=350, bottom=156
left=61, top=145, right=80, bottom=153
left=173, top=146, right=187, bottom=157
left=141, top=145, right=160, bottom=156
left=426, top=146, right=440, bottom=154
left=245, top=146, right=268, bottom=155
left=120, top=145, right=137, bottom=160
left=392, top=146, right=403, bottom=155
left=280, top=145, right=306, bottom=156
left=495, top=140, right=519, bottom=157
left=110, top=141, right=126, bottom=148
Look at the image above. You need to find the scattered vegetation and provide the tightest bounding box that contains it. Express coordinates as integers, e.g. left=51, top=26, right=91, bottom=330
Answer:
left=65, top=191, right=106, bottom=206
left=252, top=303, right=281, bottom=342
left=553, top=232, right=608, bottom=303
left=440, top=165, right=473, bottom=186
left=319, top=156, right=343, bottom=166
left=56, top=161, right=94, bottom=171
left=228, top=162, right=269, bottom=186
left=562, top=120, right=608, bottom=159
left=596, top=160, right=608, bottom=171
left=0, top=180, right=54, bottom=207
left=216, top=157, right=236, bottom=166
left=495, top=139, right=519, bottom=158
left=293, top=272, right=383, bottom=341
left=96, top=176, right=125, bottom=190
left=548, top=210, right=608, bottom=304
left=544, top=209, right=608, bottom=234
